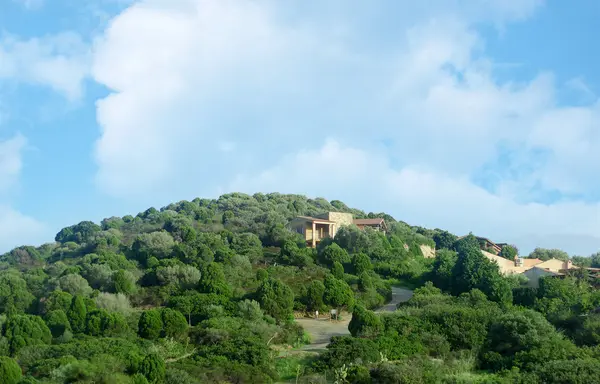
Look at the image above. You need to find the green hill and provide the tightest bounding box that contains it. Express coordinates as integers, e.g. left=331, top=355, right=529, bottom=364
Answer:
left=0, top=192, right=598, bottom=383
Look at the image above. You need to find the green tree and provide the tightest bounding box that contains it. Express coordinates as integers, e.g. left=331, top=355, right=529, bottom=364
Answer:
left=528, top=247, right=569, bottom=261
left=499, top=245, right=519, bottom=260
left=112, top=269, right=136, bottom=294
left=138, top=309, right=163, bottom=340
left=44, top=310, right=71, bottom=338
left=3, top=315, right=52, bottom=355
left=256, top=278, right=294, bottom=322
left=57, top=274, right=93, bottom=297
left=324, top=275, right=355, bottom=311
left=67, top=295, right=87, bottom=333
left=0, top=273, right=35, bottom=315
left=348, top=305, right=382, bottom=337
left=432, top=230, right=457, bottom=250
left=352, top=253, right=372, bottom=275
left=198, top=263, right=231, bottom=296
left=161, top=308, right=188, bottom=339
left=431, top=249, right=457, bottom=292
left=139, top=353, right=165, bottom=383
left=43, top=290, right=73, bottom=314
left=0, top=356, right=22, bottom=384
left=331, top=261, right=344, bottom=279
left=320, top=243, right=350, bottom=266
left=305, top=280, right=325, bottom=312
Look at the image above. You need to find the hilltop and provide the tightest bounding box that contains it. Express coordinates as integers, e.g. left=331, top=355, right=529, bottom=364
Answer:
left=0, top=192, right=598, bottom=383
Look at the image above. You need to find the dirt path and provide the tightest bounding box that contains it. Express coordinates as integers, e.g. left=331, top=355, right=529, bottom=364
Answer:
left=297, top=286, right=413, bottom=352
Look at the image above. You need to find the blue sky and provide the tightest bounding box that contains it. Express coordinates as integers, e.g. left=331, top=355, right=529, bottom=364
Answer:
left=1, top=0, right=600, bottom=256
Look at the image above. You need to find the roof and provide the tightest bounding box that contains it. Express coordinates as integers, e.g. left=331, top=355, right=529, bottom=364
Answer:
left=292, top=216, right=336, bottom=224
left=353, top=218, right=385, bottom=225
left=522, top=258, right=543, bottom=267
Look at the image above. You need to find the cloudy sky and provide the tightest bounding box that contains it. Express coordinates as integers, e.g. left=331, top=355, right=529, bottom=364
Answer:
left=0, top=0, right=599, bottom=255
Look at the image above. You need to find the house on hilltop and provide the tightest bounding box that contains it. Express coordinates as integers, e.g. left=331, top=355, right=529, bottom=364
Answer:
left=288, top=212, right=387, bottom=248
left=458, top=235, right=506, bottom=254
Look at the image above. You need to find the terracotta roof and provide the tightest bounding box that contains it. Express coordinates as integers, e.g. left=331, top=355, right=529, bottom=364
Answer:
left=293, top=216, right=336, bottom=223
left=353, top=218, right=385, bottom=225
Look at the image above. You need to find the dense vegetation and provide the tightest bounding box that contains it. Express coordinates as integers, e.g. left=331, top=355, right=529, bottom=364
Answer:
left=0, top=192, right=598, bottom=383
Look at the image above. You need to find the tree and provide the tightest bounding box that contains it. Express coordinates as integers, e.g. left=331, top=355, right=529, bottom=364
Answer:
left=331, top=261, right=345, bottom=279
left=431, top=249, right=457, bottom=292
left=112, top=269, right=137, bottom=294
left=320, top=243, right=350, bottom=266
left=139, top=353, right=165, bottom=383
left=432, top=230, right=457, bottom=250
left=44, top=310, right=71, bottom=338
left=0, top=273, right=35, bottom=315
left=528, top=247, right=569, bottom=261
left=352, top=253, right=372, bottom=275
left=43, top=290, right=73, bottom=314
left=68, top=295, right=87, bottom=333
left=94, top=292, right=133, bottom=316
left=132, top=231, right=175, bottom=263
left=0, top=356, right=22, bottom=384
left=198, top=263, right=231, bottom=296
left=156, top=265, right=201, bottom=290
left=256, top=278, right=294, bottom=322
left=305, top=280, right=325, bottom=312
left=348, top=306, right=382, bottom=338
left=55, top=221, right=102, bottom=244
left=138, top=309, right=163, bottom=340
left=3, top=315, right=52, bottom=355
left=324, top=275, right=354, bottom=311
left=57, top=274, right=93, bottom=297
left=161, top=308, right=188, bottom=339
left=499, top=245, right=519, bottom=260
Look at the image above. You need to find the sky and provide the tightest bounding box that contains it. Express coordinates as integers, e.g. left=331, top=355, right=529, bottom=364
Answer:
left=0, top=0, right=599, bottom=256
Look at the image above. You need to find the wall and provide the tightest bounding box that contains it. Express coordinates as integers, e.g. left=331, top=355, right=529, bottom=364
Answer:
left=420, top=245, right=436, bottom=259
left=523, top=267, right=559, bottom=288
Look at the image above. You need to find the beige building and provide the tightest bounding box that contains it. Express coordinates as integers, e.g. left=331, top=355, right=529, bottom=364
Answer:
left=288, top=212, right=387, bottom=248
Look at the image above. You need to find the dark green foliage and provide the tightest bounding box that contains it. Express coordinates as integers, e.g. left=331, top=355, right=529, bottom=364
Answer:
left=352, top=253, right=372, bottom=275
left=319, top=243, right=350, bottom=266
left=0, top=356, right=22, bottom=384
left=256, top=278, right=294, bottom=322
left=161, top=308, right=188, bottom=339
left=138, top=309, right=163, bottom=340
left=85, top=309, right=128, bottom=337
left=44, top=310, right=71, bottom=338
left=315, top=336, right=380, bottom=371
left=324, top=275, right=355, bottom=310
left=3, top=315, right=52, bottom=355
left=113, top=269, right=136, bottom=294
left=348, top=306, right=382, bottom=337
left=55, top=221, right=102, bottom=244
left=304, top=280, right=325, bottom=312
left=432, top=230, right=457, bottom=250
left=67, top=296, right=87, bottom=333
left=0, top=273, right=35, bottom=315
left=500, top=244, right=519, bottom=260
left=198, top=263, right=231, bottom=297
left=139, top=353, right=165, bottom=383
left=331, top=261, right=344, bottom=279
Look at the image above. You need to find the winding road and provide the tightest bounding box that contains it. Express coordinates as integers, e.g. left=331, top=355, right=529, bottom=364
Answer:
left=297, top=286, right=413, bottom=351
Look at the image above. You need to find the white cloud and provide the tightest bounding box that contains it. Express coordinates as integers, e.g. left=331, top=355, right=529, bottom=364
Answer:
left=91, top=0, right=600, bottom=254
left=0, top=134, right=26, bottom=193
left=0, top=32, right=89, bottom=100
left=0, top=135, right=48, bottom=253
left=0, top=205, right=49, bottom=254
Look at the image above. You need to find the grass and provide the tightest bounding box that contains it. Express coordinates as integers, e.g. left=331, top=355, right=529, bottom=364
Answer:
left=274, top=353, right=317, bottom=382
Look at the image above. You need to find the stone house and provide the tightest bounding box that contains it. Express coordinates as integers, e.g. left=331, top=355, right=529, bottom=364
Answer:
left=288, top=212, right=387, bottom=248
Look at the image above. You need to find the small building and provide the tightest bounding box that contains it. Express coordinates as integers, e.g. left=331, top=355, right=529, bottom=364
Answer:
left=458, top=235, right=505, bottom=254
left=353, top=218, right=388, bottom=233
left=522, top=266, right=565, bottom=288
